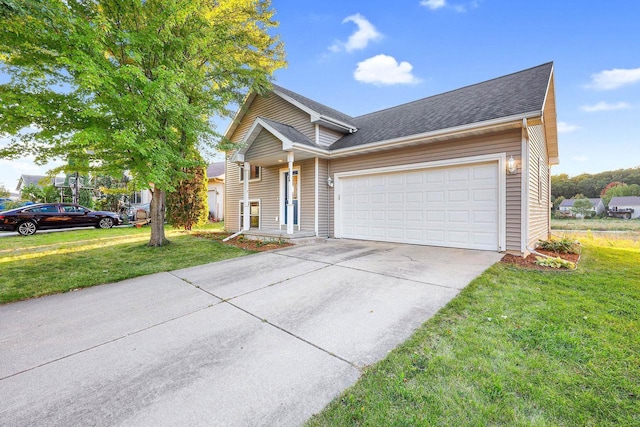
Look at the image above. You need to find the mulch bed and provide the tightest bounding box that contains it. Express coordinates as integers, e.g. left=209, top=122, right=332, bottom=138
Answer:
left=191, top=232, right=293, bottom=252
left=501, top=248, right=580, bottom=271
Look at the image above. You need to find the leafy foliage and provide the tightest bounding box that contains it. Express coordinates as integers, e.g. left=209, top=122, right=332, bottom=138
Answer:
left=537, top=238, right=579, bottom=254
left=534, top=256, right=576, bottom=269
left=0, top=185, right=9, bottom=198
left=0, top=0, right=286, bottom=245
left=551, top=167, right=640, bottom=200
left=571, top=197, right=596, bottom=218
left=602, top=183, right=640, bottom=206
left=166, top=160, right=209, bottom=231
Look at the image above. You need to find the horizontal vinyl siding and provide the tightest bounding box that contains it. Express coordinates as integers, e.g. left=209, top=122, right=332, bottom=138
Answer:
left=245, top=130, right=283, bottom=162
left=318, top=126, right=346, bottom=148
left=225, top=160, right=280, bottom=232
left=318, top=158, right=330, bottom=237
left=328, top=130, right=522, bottom=251
left=527, top=124, right=550, bottom=247
left=298, top=159, right=315, bottom=232
left=230, top=94, right=314, bottom=144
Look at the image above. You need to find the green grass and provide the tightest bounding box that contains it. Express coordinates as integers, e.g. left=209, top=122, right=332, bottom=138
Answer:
left=552, top=217, right=640, bottom=231
left=307, top=238, right=640, bottom=426
left=0, top=223, right=251, bottom=304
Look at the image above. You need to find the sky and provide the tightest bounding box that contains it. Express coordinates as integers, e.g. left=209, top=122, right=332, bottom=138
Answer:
left=2, top=0, right=640, bottom=192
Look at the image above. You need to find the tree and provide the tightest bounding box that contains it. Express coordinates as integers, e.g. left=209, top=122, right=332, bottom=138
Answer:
left=0, top=0, right=285, bottom=246
left=0, top=185, right=9, bottom=198
left=571, top=197, right=595, bottom=218
left=602, top=183, right=640, bottom=206
left=20, top=183, right=44, bottom=202
left=166, top=156, right=209, bottom=230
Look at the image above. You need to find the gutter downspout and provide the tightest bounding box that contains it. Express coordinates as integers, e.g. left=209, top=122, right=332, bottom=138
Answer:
left=223, top=230, right=244, bottom=242
left=521, top=118, right=530, bottom=255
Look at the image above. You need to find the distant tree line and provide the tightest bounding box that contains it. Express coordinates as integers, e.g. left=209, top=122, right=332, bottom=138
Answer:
left=551, top=167, right=640, bottom=200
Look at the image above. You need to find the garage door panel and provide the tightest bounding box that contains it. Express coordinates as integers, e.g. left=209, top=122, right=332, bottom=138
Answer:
left=339, top=162, right=499, bottom=251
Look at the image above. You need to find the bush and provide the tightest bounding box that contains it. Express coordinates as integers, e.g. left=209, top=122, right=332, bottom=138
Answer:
left=537, top=238, right=579, bottom=254
left=535, top=256, right=576, bottom=269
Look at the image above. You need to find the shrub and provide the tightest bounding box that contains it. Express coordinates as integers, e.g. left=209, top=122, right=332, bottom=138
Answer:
left=537, top=238, right=579, bottom=254
left=535, top=256, right=576, bottom=269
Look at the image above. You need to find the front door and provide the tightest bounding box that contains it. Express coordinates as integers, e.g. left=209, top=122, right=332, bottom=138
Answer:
left=283, top=170, right=299, bottom=226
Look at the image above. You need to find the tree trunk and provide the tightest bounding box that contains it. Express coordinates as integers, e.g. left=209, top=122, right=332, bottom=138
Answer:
left=148, top=188, right=168, bottom=247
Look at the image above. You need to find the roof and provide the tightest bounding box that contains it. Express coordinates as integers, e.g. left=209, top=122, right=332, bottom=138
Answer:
left=271, top=84, right=357, bottom=129
left=559, top=198, right=602, bottom=208
left=609, top=196, right=640, bottom=206
left=330, top=62, right=554, bottom=149
left=16, top=174, right=51, bottom=191
left=206, top=162, right=225, bottom=178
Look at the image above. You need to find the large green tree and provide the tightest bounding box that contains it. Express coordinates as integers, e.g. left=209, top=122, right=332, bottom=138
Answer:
left=0, top=0, right=285, bottom=245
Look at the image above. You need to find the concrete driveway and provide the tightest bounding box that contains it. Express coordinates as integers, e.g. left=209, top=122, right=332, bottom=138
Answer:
left=0, top=240, right=502, bottom=426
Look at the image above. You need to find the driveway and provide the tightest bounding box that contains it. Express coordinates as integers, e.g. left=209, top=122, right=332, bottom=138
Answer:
left=0, top=240, right=502, bottom=426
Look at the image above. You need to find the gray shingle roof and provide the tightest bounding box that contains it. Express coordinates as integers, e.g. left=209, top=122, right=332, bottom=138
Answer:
left=609, top=196, right=640, bottom=206
left=272, top=84, right=357, bottom=128
left=206, top=162, right=225, bottom=178
left=559, top=198, right=601, bottom=208
left=260, top=117, right=318, bottom=148
left=16, top=174, right=51, bottom=190
left=329, top=62, right=553, bottom=150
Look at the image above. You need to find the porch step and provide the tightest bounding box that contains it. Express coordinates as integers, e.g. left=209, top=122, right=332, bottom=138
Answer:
left=242, top=229, right=325, bottom=245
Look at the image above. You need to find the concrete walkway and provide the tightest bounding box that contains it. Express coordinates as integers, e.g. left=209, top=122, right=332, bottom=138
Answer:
left=0, top=240, right=502, bottom=426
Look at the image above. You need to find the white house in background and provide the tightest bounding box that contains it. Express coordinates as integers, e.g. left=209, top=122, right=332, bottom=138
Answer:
left=558, top=198, right=605, bottom=218
left=207, top=162, right=225, bottom=221
left=16, top=174, right=55, bottom=192
left=608, top=196, right=640, bottom=219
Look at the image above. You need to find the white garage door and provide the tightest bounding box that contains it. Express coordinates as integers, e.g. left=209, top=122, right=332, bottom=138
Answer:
left=338, top=162, right=499, bottom=251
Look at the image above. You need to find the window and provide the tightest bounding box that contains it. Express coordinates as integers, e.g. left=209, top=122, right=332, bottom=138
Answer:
left=239, top=165, right=261, bottom=182
left=130, top=191, right=143, bottom=204
left=239, top=200, right=260, bottom=228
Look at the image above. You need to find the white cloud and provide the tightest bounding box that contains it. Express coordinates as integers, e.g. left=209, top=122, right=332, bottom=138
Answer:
left=557, top=122, right=581, bottom=133
left=581, top=101, right=631, bottom=112
left=587, top=67, right=640, bottom=90
left=420, top=0, right=446, bottom=10
left=329, top=14, right=382, bottom=53
left=572, top=156, right=588, bottom=163
left=354, top=54, right=420, bottom=85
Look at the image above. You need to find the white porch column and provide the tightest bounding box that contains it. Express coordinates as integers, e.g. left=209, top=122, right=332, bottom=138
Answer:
left=286, top=152, right=294, bottom=235
left=243, top=161, right=250, bottom=231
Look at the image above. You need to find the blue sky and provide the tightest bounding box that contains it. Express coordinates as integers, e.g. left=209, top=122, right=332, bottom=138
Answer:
left=2, top=0, right=640, bottom=192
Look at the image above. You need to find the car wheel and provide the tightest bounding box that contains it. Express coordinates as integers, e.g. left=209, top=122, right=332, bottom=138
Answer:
left=17, top=220, right=37, bottom=236
left=98, top=217, right=114, bottom=229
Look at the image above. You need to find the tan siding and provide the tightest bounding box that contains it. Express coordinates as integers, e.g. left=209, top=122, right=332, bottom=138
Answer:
left=298, top=159, right=315, bottom=232
left=318, top=126, right=345, bottom=148
left=527, top=124, right=550, bottom=247
left=318, top=158, right=330, bottom=237
left=328, top=130, right=523, bottom=251
left=224, top=159, right=280, bottom=232
left=245, top=130, right=282, bottom=162
left=230, top=94, right=314, bottom=144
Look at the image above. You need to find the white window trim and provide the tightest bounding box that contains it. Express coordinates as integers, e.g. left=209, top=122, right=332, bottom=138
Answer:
left=238, top=165, right=262, bottom=183
left=333, top=153, right=507, bottom=252
left=238, top=199, right=261, bottom=230
left=279, top=166, right=301, bottom=230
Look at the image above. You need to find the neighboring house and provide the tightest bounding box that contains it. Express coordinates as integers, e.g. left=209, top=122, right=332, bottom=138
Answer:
left=207, top=162, right=225, bottom=221
left=608, top=196, right=640, bottom=219
left=15, top=175, right=54, bottom=192
left=224, top=62, right=558, bottom=255
left=558, top=198, right=605, bottom=218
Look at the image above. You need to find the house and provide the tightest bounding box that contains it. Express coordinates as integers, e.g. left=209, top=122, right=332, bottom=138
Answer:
left=15, top=175, right=54, bottom=192
left=558, top=198, right=605, bottom=218
left=207, top=162, right=225, bottom=221
left=608, top=196, right=640, bottom=219
left=224, top=62, right=558, bottom=255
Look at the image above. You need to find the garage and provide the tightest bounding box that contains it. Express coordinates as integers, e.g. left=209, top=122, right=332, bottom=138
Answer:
left=336, top=160, right=503, bottom=251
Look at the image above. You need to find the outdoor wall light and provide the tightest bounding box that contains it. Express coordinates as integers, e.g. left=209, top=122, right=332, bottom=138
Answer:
left=507, top=155, right=517, bottom=174
left=327, top=177, right=334, bottom=188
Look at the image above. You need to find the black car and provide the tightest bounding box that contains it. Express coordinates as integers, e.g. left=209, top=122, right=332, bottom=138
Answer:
left=0, top=203, right=122, bottom=236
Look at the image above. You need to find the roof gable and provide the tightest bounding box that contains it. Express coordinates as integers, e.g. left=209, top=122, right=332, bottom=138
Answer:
left=559, top=198, right=602, bottom=208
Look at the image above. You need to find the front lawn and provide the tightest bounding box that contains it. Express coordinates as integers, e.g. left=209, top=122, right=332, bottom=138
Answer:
left=307, top=237, right=640, bottom=426
left=552, top=217, right=640, bottom=232
left=0, top=223, right=251, bottom=304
